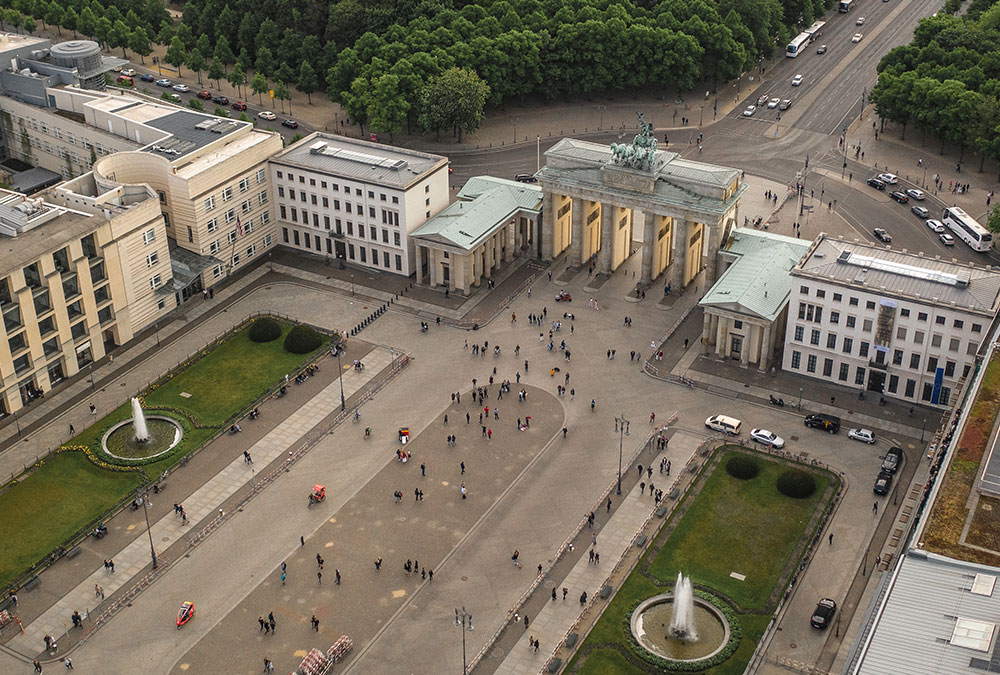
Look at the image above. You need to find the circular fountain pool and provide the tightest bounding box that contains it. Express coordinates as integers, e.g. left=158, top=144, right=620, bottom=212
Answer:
left=630, top=595, right=730, bottom=662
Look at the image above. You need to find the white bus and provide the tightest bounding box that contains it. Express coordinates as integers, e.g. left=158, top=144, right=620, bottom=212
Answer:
left=805, top=21, right=826, bottom=38
left=942, top=206, right=993, bottom=251
left=839, top=0, right=853, bottom=12
left=786, top=33, right=811, bottom=57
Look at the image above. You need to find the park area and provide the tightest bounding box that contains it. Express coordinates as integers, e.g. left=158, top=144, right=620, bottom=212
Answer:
left=0, top=318, right=329, bottom=590
left=569, top=448, right=837, bottom=674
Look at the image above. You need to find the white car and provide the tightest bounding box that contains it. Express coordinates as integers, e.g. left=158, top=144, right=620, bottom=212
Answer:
left=856, top=16, right=866, bottom=25
left=940, top=233, right=955, bottom=246
left=172, top=84, right=190, bottom=93
left=848, top=428, right=876, bottom=444
left=257, top=110, right=277, bottom=120
left=878, top=172, right=898, bottom=184
left=168, top=93, right=182, bottom=103
left=926, top=219, right=945, bottom=233
left=750, top=428, right=785, bottom=449
left=743, top=105, right=756, bottom=117
left=906, top=188, right=925, bottom=200
left=852, top=33, right=863, bottom=42
left=121, top=68, right=136, bottom=77
left=792, top=74, right=803, bottom=86
left=767, top=97, right=780, bottom=109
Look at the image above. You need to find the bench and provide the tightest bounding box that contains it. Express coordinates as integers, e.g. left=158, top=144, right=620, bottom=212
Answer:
left=65, top=546, right=82, bottom=559
left=600, top=585, right=613, bottom=599
left=565, top=633, right=579, bottom=648
left=25, top=576, right=40, bottom=592
left=656, top=505, right=668, bottom=518
left=547, top=658, right=562, bottom=673
left=635, top=534, right=648, bottom=548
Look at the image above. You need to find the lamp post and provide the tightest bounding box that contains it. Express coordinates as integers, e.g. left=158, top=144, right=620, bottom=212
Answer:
left=615, top=414, right=630, bottom=495
left=841, top=126, right=848, bottom=179
left=455, top=607, right=473, bottom=674
left=798, top=387, right=803, bottom=410
left=139, top=491, right=157, bottom=569
left=350, top=273, right=355, bottom=296
left=921, top=417, right=927, bottom=443
left=598, top=105, right=607, bottom=130
left=333, top=345, right=345, bottom=411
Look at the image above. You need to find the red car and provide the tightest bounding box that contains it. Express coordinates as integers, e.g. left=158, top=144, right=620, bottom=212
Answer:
left=196, top=90, right=212, bottom=100
left=231, top=101, right=247, bottom=111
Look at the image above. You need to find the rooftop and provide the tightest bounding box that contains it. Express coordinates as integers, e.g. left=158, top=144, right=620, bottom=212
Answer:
left=853, top=550, right=1000, bottom=675
left=412, top=176, right=541, bottom=251
left=138, top=109, right=247, bottom=160
left=271, top=133, right=448, bottom=189
left=700, top=228, right=811, bottom=322
left=794, top=235, right=1000, bottom=315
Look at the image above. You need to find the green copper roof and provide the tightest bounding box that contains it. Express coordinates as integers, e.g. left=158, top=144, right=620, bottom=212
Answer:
left=411, top=176, right=541, bottom=251
left=700, top=228, right=810, bottom=322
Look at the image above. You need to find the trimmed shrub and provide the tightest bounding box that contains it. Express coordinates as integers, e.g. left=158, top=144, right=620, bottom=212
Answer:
left=248, top=317, right=282, bottom=343
left=776, top=468, right=817, bottom=499
left=726, top=454, right=759, bottom=480
left=284, top=324, right=323, bottom=354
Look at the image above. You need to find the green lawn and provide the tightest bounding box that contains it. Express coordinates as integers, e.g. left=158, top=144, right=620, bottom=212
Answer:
left=0, top=452, right=144, bottom=588
left=568, top=449, right=835, bottom=674
left=145, top=323, right=326, bottom=426
left=649, top=452, right=829, bottom=609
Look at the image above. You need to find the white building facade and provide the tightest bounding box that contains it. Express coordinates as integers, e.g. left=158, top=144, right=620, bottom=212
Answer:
left=268, top=134, right=449, bottom=277
left=782, top=236, right=1000, bottom=407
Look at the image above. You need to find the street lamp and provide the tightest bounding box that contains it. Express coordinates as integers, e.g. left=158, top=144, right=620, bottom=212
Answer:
left=598, top=105, right=607, bottom=130
left=798, top=387, right=803, bottom=410
left=139, top=491, right=157, bottom=569
left=333, top=345, right=345, bottom=411
left=841, top=126, right=848, bottom=178
left=615, top=414, right=630, bottom=495
left=350, top=273, right=355, bottom=296
left=455, top=607, right=473, bottom=674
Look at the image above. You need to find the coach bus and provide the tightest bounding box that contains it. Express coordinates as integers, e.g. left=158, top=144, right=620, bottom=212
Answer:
left=839, top=0, right=853, bottom=12
left=942, top=206, right=993, bottom=252
left=804, top=21, right=826, bottom=38
left=786, top=33, right=811, bottom=57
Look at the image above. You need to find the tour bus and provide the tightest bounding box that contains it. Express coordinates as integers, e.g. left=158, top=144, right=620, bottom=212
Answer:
left=839, top=0, right=853, bottom=12
left=804, top=21, right=826, bottom=39
left=786, top=33, right=811, bottom=57
left=942, top=206, right=993, bottom=252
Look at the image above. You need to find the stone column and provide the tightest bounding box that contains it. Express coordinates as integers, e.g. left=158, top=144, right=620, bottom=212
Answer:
left=569, top=197, right=584, bottom=266
left=640, top=211, right=655, bottom=284
left=599, top=203, right=615, bottom=274
left=505, top=222, right=515, bottom=262
left=740, top=325, right=751, bottom=367
left=758, top=323, right=771, bottom=372
left=541, top=191, right=555, bottom=260
left=704, top=221, right=718, bottom=284
left=715, top=316, right=726, bottom=357
left=414, top=244, right=424, bottom=283
left=428, top=249, right=439, bottom=287
left=672, top=218, right=690, bottom=289
left=455, top=252, right=467, bottom=295
left=702, top=311, right=712, bottom=349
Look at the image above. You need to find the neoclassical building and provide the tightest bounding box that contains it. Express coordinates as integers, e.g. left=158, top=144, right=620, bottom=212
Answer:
left=535, top=118, right=746, bottom=289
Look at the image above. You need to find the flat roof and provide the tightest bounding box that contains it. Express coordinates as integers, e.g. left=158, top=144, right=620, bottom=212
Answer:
left=271, top=133, right=448, bottom=189
left=854, top=550, right=1000, bottom=675
left=0, top=196, right=92, bottom=276
left=794, top=235, right=1000, bottom=315
left=140, top=110, right=246, bottom=160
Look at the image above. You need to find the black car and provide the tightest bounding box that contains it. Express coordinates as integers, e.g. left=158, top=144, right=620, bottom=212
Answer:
left=139, top=73, right=155, bottom=82
left=212, top=95, right=229, bottom=105
left=889, top=191, right=909, bottom=203
left=866, top=177, right=885, bottom=190
left=515, top=173, right=538, bottom=183
left=810, top=598, right=837, bottom=628
left=874, top=470, right=893, bottom=495
left=873, top=228, right=892, bottom=243
left=804, top=413, right=840, bottom=434
left=281, top=119, right=298, bottom=128
left=882, top=447, right=902, bottom=474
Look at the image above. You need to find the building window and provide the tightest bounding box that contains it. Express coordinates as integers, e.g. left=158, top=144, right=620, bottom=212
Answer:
left=278, top=186, right=285, bottom=198
left=257, top=168, right=266, bottom=183
left=849, top=297, right=859, bottom=306
left=277, top=171, right=283, bottom=179
left=241, top=199, right=252, bottom=214
left=968, top=342, right=978, bottom=356
left=954, top=319, right=964, bottom=329
left=931, top=334, right=942, bottom=348
left=395, top=254, right=402, bottom=271
left=261, top=212, right=270, bottom=224
left=892, top=349, right=903, bottom=365
left=838, top=363, right=849, bottom=381
left=209, top=240, right=220, bottom=254
left=228, top=230, right=237, bottom=244
left=862, top=319, right=873, bottom=333
left=918, top=312, right=928, bottom=321
left=392, top=196, right=399, bottom=204
left=232, top=253, right=240, bottom=266
left=909, top=353, right=920, bottom=370
left=900, top=308, right=910, bottom=318
left=282, top=228, right=289, bottom=243
left=280, top=205, right=287, bottom=219
left=926, top=356, right=938, bottom=373
left=264, top=234, right=273, bottom=247
left=842, top=337, right=853, bottom=354
left=142, top=228, right=156, bottom=245
left=205, top=196, right=215, bottom=211
left=821, top=358, right=832, bottom=377
left=791, top=351, right=801, bottom=369
left=846, top=316, right=856, bottom=328
left=949, top=337, right=960, bottom=352
left=146, top=252, right=159, bottom=267
left=259, top=191, right=268, bottom=205
left=187, top=226, right=193, bottom=243
left=935, top=316, right=946, bottom=325
left=312, top=195, right=318, bottom=205
left=830, top=311, right=839, bottom=324
left=816, top=289, right=826, bottom=299
left=904, top=379, right=916, bottom=397
left=888, top=374, right=899, bottom=393
left=806, top=354, right=817, bottom=373
left=246, top=244, right=256, bottom=257
left=225, top=209, right=235, bottom=224
left=866, top=300, right=876, bottom=310
left=973, top=323, right=983, bottom=333
left=854, top=367, right=866, bottom=385
left=896, top=326, right=907, bottom=340
left=149, top=274, right=162, bottom=289
left=239, top=177, right=250, bottom=192
left=922, top=382, right=934, bottom=401
left=207, top=218, right=218, bottom=232
left=794, top=326, right=804, bottom=342
left=859, top=342, right=869, bottom=358
left=833, top=293, right=842, bottom=302
left=394, top=232, right=401, bottom=246
left=945, top=360, right=956, bottom=377
left=914, top=330, right=924, bottom=344
left=360, top=248, right=366, bottom=263
left=826, top=333, right=837, bottom=349
left=810, top=329, right=820, bottom=345
left=222, top=186, right=233, bottom=201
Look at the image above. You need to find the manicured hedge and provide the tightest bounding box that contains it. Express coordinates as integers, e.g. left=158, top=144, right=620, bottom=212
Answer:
left=776, top=469, right=817, bottom=499
left=248, top=317, right=282, bottom=343
left=726, top=455, right=759, bottom=480
left=284, top=324, right=323, bottom=354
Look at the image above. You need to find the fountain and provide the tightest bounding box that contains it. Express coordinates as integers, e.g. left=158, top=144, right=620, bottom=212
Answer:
left=668, top=572, right=698, bottom=640
left=131, top=397, right=149, bottom=443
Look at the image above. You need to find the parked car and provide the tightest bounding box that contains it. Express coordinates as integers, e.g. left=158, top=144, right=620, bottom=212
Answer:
left=168, top=93, right=182, bottom=103
left=889, top=191, right=909, bottom=204
left=196, top=90, right=212, bottom=100
left=231, top=101, right=248, bottom=111
left=878, top=172, right=899, bottom=184
left=705, top=415, right=742, bottom=435
left=172, top=84, right=190, bottom=93
left=779, top=99, right=791, bottom=111
left=257, top=110, right=276, bottom=120
left=281, top=119, right=299, bottom=128
left=874, top=470, right=893, bottom=495
left=155, top=78, right=172, bottom=87
left=816, top=44, right=827, bottom=54
left=847, top=428, right=876, bottom=444
left=139, top=73, right=155, bottom=82
left=852, top=33, right=863, bottom=42
left=811, top=598, right=837, bottom=629
left=906, top=188, right=925, bottom=200
left=743, top=105, right=756, bottom=117
left=866, top=177, right=886, bottom=190
left=792, top=74, right=803, bottom=86
left=121, top=68, right=136, bottom=77
left=515, top=174, right=538, bottom=183
left=940, top=233, right=955, bottom=246
left=912, top=205, right=930, bottom=218
left=882, top=447, right=903, bottom=474
left=212, top=95, right=229, bottom=105
left=873, top=228, right=892, bottom=243
left=750, top=428, right=785, bottom=449
left=805, top=413, right=840, bottom=434
left=767, top=97, right=780, bottom=108
left=115, top=75, right=133, bottom=86
left=926, top=219, right=945, bottom=233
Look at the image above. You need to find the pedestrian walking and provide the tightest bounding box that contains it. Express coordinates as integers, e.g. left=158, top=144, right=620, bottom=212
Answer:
left=317, top=571, right=322, bottom=585
left=335, top=569, right=341, bottom=585
left=461, top=482, right=467, bottom=499
left=873, top=501, right=879, bottom=514
left=311, top=615, right=320, bottom=631
left=829, top=532, right=834, bottom=545
left=375, top=557, right=382, bottom=570
left=34, top=659, right=42, bottom=673
left=552, top=588, right=557, bottom=600
left=607, top=497, right=612, bottom=513
left=460, top=461, right=465, bottom=474
left=63, top=658, right=73, bottom=670
left=563, top=587, right=568, bottom=600
left=524, top=615, right=530, bottom=628
left=259, top=616, right=266, bottom=631
left=429, top=569, right=434, bottom=582
left=95, top=584, right=104, bottom=599
left=263, top=657, right=274, bottom=672
left=281, top=571, right=286, bottom=585
left=89, top=404, right=96, bottom=415
left=269, top=617, right=276, bottom=633
left=69, top=424, right=75, bottom=435
left=421, top=463, right=426, bottom=476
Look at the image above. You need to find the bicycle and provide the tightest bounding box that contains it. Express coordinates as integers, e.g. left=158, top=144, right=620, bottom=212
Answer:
left=353, top=410, right=361, bottom=423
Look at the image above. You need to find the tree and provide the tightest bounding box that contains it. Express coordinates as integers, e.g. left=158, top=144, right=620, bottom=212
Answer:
left=130, top=27, right=151, bottom=64
left=368, top=74, right=409, bottom=141
left=275, top=82, right=290, bottom=114
left=214, top=35, right=234, bottom=72
left=255, top=46, right=276, bottom=79
left=22, top=14, right=34, bottom=34
left=213, top=105, right=227, bottom=117
left=76, top=7, right=95, bottom=39
left=62, top=6, right=77, bottom=37
left=297, top=61, right=318, bottom=103
left=94, top=16, right=112, bottom=48
left=208, top=60, right=225, bottom=90
left=237, top=13, right=257, bottom=52
left=419, top=67, right=489, bottom=141
left=196, top=33, right=211, bottom=61
left=176, top=22, right=194, bottom=49
left=188, top=99, right=204, bottom=111
left=156, top=21, right=173, bottom=47
left=276, top=62, right=294, bottom=87
left=187, top=47, right=205, bottom=85
left=216, top=4, right=239, bottom=45
left=988, top=206, right=1000, bottom=235
left=250, top=72, right=268, bottom=105
left=109, top=20, right=130, bottom=58
left=44, top=2, right=61, bottom=35
left=227, top=63, right=246, bottom=98
left=165, top=37, right=187, bottom=77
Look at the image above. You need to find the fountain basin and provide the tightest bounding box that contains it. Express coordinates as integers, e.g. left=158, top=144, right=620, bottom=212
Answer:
left=101, top=416, right=183, bottom=461
left=630, top=593, right=732, bottom=664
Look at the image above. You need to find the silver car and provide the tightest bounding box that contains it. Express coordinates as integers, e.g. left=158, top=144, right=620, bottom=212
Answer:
left=847, top=428, right=875, bottom=444
left=750, top=428, right=785, bottom=449
left=925, top=219, right=945, bottom=233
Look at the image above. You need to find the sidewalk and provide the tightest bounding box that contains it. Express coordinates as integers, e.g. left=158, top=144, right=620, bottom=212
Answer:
left=8, top=346, right=394, bottom=657
left=492, top=431, right=700, bottom=674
